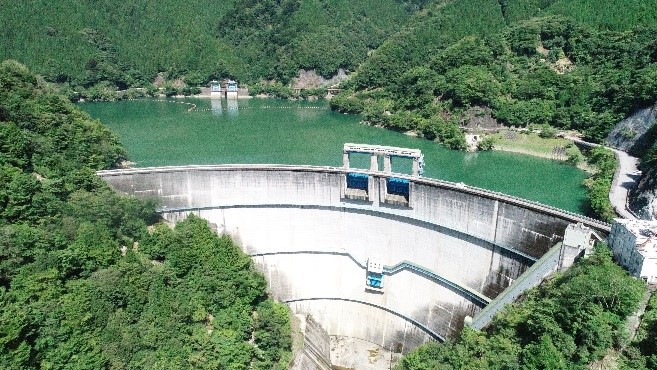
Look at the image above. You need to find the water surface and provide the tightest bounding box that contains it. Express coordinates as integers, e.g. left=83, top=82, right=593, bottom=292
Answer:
left=80, top=98, right=588, bottom=213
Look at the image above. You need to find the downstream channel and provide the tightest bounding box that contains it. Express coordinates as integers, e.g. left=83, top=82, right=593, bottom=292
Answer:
left=80, top=98, right=588, bottom=213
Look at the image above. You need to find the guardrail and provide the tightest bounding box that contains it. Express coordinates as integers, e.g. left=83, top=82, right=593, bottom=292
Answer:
left=385, top=260, right=490, bottom=306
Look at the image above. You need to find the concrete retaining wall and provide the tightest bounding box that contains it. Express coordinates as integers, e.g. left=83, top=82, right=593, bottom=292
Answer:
left=98, top=165, right=609, bottom=353
left=290, top=314, right=332, bottom=370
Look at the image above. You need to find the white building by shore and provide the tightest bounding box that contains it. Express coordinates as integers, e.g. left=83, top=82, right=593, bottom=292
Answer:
left=608, top=219, right=657, bottom=283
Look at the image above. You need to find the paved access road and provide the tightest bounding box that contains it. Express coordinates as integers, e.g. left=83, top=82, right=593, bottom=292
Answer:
left=609, top=147, right=640, bottom=219
left=565, top=135, right=639, bottom=220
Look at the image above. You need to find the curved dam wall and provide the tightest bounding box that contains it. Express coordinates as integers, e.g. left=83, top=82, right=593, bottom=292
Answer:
left=98, top=165, right=609, bottom=352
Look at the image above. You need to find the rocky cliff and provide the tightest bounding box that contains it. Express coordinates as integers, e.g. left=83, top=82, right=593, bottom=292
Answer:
left=605, top=103, right=657, bottom=154
left=630, top=167, right=657, bottom=220
left=615, top=103, right=657, bottom=220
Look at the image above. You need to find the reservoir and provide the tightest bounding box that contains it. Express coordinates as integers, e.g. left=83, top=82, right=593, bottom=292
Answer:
left=80, top=98, right=588, bottom=213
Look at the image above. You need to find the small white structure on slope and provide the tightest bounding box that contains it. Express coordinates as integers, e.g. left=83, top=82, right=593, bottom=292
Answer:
left=608, top=219, right=657, bottom=283
left=226, top=80, right=238, bottom=99
left=560, top=222, right=596, bottom=269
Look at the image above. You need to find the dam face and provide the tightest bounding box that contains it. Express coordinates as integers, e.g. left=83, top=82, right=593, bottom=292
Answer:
left=98, top=165, right=608, bottom=353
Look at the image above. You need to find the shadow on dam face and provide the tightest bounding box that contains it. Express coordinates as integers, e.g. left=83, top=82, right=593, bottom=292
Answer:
left=97, top=165, right=610, bottom=358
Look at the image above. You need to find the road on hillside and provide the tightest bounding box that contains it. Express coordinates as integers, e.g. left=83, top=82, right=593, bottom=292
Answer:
left=565, top=135, right=639, bottom=220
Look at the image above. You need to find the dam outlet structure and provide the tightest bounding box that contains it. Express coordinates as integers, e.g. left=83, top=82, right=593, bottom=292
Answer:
left=98, top=144, right=610, bottom=365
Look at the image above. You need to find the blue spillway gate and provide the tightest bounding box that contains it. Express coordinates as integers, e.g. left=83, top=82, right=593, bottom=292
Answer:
left=367, top=272, right=383, bottom=288
left=347, top=173, right=369, bottom=190
left=387, top=177, right=410, bottom=195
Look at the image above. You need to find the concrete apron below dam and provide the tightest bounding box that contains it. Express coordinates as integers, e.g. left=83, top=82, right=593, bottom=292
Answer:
left=98, top=165, right=610, bottom=368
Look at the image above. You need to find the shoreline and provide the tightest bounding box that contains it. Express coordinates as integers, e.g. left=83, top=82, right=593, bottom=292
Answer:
left=493, top=145, right=558, bottom=160
left=493, top=144, right=593, bottom=173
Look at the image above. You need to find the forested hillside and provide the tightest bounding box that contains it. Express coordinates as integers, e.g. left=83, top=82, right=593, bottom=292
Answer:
left=0, top=61, right=292, bottom=369
left=333, top=0, right=657, bottom=148
left=3, top=1, right=657, bottom=368
left=0, top=0, right=416, bottom=88
left=396, top=245, right=649, bottom=369
left=4, top=0, right=657, bottom=149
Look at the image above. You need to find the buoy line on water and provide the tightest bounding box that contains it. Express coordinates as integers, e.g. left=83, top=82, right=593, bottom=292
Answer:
left=189, top=105, right=329, bottom=113
left=123, top=98, right=197, bottom=112
left=121, top=99, right=329, bottom=113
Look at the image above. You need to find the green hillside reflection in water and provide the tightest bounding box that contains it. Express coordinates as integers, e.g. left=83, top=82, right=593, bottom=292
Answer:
left=80, top=98, right=588, bottom=213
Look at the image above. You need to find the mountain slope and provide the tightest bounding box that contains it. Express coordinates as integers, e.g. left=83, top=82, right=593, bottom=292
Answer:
left=333, top=0, right=657, bottom=146
left=0, top=0, right=413, bottom=87
left=0, top=60, right=293, bottom=370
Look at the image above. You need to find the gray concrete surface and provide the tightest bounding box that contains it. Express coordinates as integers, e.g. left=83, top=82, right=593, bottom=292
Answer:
left=330, top=336, right=401, bottom=370
left=290, top=314, right=332, bottom=370
left=98, top=165, right=610, bottom=365
left=610, top=148, right=640, bottom=219
left=567, top=135, right=639, bottom=219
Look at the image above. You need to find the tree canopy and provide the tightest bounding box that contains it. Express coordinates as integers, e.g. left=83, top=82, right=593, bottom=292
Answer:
left=0, top=0, right=415, bottom=88
left=334, top=4, right=657, bottom=147
left=396, top=245, right=646, bottom=370
left=0, top=61, right=292, bottom=369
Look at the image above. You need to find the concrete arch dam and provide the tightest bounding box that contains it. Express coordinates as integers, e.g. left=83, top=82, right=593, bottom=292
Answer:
left=98, top=165, right=610, bottom=352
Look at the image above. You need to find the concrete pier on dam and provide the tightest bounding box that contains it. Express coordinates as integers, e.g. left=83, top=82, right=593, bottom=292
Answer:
left=98, top=163, right=610, bottom=355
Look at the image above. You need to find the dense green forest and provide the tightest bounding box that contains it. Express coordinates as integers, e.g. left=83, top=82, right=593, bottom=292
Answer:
left=334, top=0, right=657, bottom=148
left=583, top=147, right=618, bottom=222
left=3, top=1, right=657, bottom=368
left=0, top=61, right=292, bottom=369
left=0, top=0, right=416, bottom=89
left=3, top=0, right=657, bottom=149
left=395, top=245, right=650, bottom=370
left=628, top=290, right=657, bottom=369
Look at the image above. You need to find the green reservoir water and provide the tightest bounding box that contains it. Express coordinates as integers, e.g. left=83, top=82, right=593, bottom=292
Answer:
left=80, top=98, right=588, bottom=213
